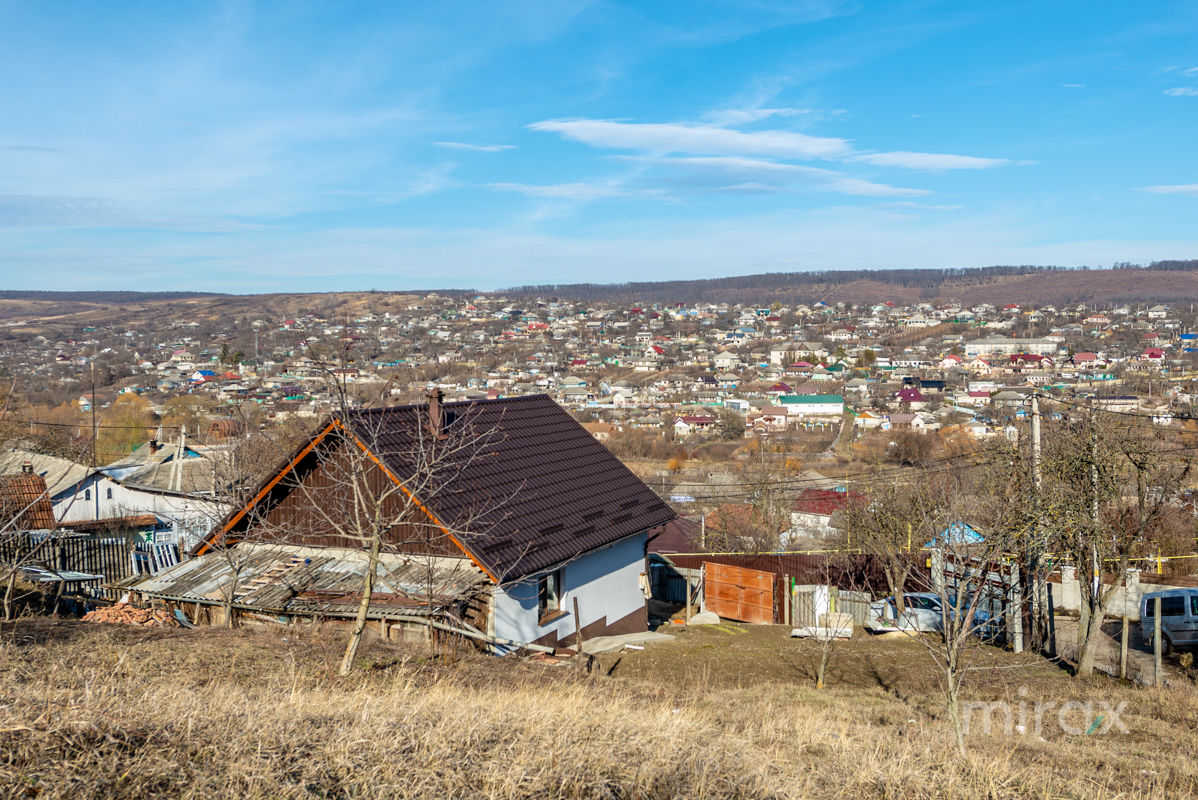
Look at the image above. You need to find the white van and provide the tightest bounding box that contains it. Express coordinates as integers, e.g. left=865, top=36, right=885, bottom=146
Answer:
left=1140, top=588, right=1198, bottom=652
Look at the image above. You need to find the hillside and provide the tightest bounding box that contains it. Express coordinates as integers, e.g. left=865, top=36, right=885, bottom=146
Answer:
left=3, top=619, right=1193, bottom=799
left=505, top=261, right=1198, bottom=306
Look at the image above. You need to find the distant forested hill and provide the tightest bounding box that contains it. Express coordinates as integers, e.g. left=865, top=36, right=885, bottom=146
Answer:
left=503, top=261, right=1198, bottom=305
left=0, top=290, right=225, bottom=303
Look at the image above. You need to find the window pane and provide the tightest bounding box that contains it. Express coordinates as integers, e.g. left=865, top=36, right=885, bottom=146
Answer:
left=1191, top=596, right=1198, bottom=617
left=1162, top=597, right=1185, bottom=616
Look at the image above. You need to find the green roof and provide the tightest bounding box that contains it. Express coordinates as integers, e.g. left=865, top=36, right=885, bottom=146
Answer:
left=778, top=394, right=844, bottom=404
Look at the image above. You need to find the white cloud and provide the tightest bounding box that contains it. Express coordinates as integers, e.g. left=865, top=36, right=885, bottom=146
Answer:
left=528, top=118, right=854, bottom=160
left=1163, top=87, right=1198, bottom=96
left=620, top=155, right=930, bottom=197
left=1061, top=83, right=1085, bottom=88
left=487, top=182, right=635, bottom=200
left=530, top=117, right=1017, bottom=174
left=434, top=141, right=516, bottom=152
left=0, top=193, right=262, bottom=231
left=1139, top=184, right=1198, bottom=195
left=883, top=201, right=964, bottom=211
left=854, top=151, right=1014, bottom=170
left=702, top=107, right=809, bottom=125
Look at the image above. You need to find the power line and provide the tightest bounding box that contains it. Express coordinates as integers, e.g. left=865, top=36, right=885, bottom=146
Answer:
left=19, top=419, right=182, bottom=431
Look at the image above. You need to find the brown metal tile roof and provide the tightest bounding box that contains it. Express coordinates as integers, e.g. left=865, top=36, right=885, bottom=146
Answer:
left=0, top=473, right=57, bottom=530
left=344, top=394, right=675, bottom=581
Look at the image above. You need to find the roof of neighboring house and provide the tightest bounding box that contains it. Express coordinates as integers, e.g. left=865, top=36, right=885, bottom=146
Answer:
left=647, top=516, right=703, bottom=554
left=778, top=394, right=844, bottom=404
left=0, top=473, right=57, bottom=530
left=65, top=514, right=161, bottom=533
left=207, top=394, right=674, bottom=582
left=0, top=451, right=94, bottom=499
left=792, top=488, right=861, bottom=516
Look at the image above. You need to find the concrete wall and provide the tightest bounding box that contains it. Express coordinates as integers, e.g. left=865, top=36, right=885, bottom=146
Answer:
left=1050, top=567, right=1194, bottom=620
left=490, top=532, right=648, bottom=652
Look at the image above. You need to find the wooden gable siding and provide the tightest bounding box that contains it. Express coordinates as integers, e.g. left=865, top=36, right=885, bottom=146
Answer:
left=249, top=438, right=461, bottom=558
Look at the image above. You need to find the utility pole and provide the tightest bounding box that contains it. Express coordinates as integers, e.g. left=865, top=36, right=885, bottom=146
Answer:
left=90, top=353, right=99, bottom=520
left=1086, top=399, right=1101, bottom=648
left=1024, top=392, right=1043, bottom=653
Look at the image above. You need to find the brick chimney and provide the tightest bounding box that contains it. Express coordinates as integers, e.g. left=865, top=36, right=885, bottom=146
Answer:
left=427, top=388, right=448, bottom=440
left=21, top=460, right=32, bottom=475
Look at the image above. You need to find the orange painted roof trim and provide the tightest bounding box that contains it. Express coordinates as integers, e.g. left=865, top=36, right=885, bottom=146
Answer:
left=193, top=421, right=337, bottom=556
left=334, top=420, right=498, bottom=584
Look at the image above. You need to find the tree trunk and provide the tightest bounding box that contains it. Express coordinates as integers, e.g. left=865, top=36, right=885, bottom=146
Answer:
left=224, top=564, right=242, bottom=630
left=1076, top=608, right=1103, bottom=677
left=945, top=668, right=965, bottom=756
left=340, top=535, right=381, bottom=676
left=2, top=569, right=17, bottom=622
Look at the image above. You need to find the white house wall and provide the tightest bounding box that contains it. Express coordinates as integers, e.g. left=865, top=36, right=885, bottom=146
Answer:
left=490, top=533, right=647, bottom=652
left=52, top=479, right=228, bottom=549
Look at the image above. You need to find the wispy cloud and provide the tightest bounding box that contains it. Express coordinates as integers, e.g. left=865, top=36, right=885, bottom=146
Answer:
left=487, top=181, right=639, bottom=200
left=1163, top=87, right=1198, bottom=96
left=528, top=118, right=854, bottom=160
left=854, top=151, right=1017, bottom=170
left=621, top=155, right=930, bottom=197
left=530, top=117, right=1016, bottom=173
left=1139, top=184, right=1198, bottom=195
left=434, top=141, right=516, bottom=152
left=0, top=193, right=262, bottom=231
left=703, top=107, right=812, bottom=125
left=1062, top=82, right=1085, bottom=88
left=884, top=201, right=964, bottom=211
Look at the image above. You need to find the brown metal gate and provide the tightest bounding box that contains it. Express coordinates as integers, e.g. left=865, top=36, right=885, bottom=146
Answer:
left=704, top=562, right=774, bottom=623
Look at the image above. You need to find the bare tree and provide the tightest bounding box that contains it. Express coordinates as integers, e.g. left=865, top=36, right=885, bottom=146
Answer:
left=910, top=466, right=1022, bottom=755
left=1042, top=408, right=1191, bottom=677
left=841, top=473, right=945, bottom=619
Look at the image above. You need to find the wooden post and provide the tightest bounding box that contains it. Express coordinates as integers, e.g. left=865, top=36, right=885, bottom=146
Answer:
left=572, top=596, right=583, bottom=656
left=783, top=574, right=790, bottom=627
left=1119, top=614, right=1129, bottom=680
left=685, top=572, right=693, bottom=623
left=1153, top=595, right=1163, bottom=689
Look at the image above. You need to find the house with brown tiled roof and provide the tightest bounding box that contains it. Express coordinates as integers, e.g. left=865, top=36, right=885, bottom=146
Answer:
left=151, top=393, right=674, bottom=652
left=0, top=469, right=58, bottom=531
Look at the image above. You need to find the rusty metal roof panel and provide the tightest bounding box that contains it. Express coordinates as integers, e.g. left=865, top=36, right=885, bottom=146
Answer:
left=128, top=544, right=486, bottom=613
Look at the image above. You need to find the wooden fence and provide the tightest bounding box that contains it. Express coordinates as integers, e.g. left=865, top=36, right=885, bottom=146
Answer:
left=0, top=532, right=139, bottom=599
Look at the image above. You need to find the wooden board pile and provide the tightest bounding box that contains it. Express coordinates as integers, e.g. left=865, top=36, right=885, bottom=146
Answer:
left=82, top=602, right=181, bottom=628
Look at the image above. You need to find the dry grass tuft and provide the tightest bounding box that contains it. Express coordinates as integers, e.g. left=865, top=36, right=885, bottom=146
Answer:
left=0, top=620, right=1193, bottom=799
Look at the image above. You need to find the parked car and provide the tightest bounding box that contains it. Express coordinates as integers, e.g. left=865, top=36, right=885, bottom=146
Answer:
left=1140, top=588, right=1198, bottom=653
left=871, top=592, right=998, bottom=636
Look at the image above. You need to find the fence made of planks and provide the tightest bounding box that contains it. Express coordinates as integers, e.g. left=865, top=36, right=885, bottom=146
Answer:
left=790, top=584, right=872, bottom=627
left=0, top=532, right=138, bottom=599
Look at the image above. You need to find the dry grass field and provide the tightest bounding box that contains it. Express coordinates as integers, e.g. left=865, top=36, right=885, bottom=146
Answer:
left=0, top=619, right=1194, bottom=799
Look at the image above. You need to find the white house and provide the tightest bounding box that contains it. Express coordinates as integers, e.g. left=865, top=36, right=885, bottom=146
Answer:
left=778, top=394, right=845, bottom=418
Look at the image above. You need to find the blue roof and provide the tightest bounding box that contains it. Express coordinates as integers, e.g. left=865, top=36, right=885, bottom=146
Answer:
left=926, top=521, right=985, bottom=547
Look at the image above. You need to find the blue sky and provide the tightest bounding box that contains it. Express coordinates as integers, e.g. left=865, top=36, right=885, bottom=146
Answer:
left=2, top=0, right=1197, bottom=293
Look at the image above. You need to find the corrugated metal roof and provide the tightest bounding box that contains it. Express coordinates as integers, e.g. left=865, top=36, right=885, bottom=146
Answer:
left=129, top=543, right=485, bottom=615
left=344, top=394, right=675, bottom=580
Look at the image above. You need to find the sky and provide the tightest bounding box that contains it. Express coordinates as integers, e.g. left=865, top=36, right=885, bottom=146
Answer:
left=1, top=0, right=1197, bottom=293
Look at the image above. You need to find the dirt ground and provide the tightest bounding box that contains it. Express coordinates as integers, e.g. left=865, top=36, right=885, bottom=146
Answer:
left=595, top=620, right=1068, bottom=697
